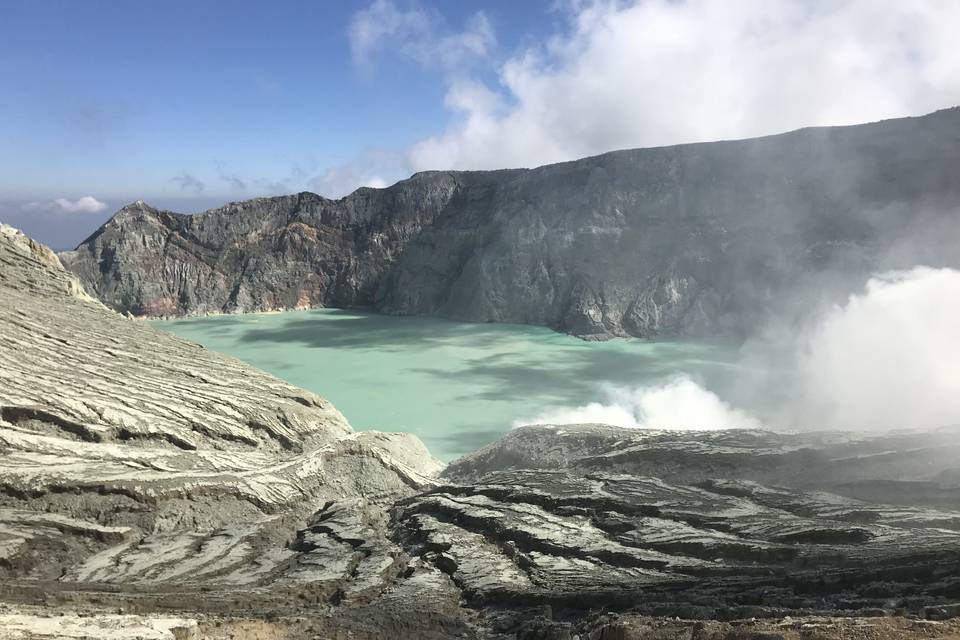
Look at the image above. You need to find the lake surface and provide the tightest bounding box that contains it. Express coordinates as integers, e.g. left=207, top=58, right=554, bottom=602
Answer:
left=153, top=309, right=744, bottom=460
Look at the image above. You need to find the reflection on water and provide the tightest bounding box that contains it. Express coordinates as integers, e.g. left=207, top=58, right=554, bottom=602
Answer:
left=153, top=309, right=743, bottom=461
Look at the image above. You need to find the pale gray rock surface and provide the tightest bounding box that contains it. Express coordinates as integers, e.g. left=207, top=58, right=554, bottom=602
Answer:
left=0, top=605, right=197, bottom=640
left=0, top=224, right=462, bottom=638
left=60, top=107, right=960, bottom=338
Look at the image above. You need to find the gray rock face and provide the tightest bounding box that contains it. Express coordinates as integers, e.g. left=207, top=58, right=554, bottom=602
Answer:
left=61, top=107, right=960, bottom=338
left=406, top=424, right=960, bottom=633
left=444, top=424, right=960, bottom=496
left=58, top=175, right=494, bottom=317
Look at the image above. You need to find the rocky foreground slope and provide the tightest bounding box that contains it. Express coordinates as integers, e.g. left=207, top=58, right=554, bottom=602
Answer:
left=4, top=224, right=960, bottom=639
left=0, top=224, right=455, bottom=637
left=61, top=107, right=960, bottom=339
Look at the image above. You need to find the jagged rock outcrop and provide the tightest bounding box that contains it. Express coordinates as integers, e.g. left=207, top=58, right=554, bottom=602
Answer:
left=58, top=174, right=500, bottom=317
left=60, top=107, right=960, bottom=338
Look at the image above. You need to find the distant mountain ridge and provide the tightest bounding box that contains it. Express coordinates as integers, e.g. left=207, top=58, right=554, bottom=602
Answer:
left=60, top=107, right=960, bottom=338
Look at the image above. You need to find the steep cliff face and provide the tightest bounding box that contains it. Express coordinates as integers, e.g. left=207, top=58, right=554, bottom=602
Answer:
left=375, top=107, right=960, bottom=337
left=61, top=107, right=960, bottom=337
left=58, top=174, right=478, bottom=317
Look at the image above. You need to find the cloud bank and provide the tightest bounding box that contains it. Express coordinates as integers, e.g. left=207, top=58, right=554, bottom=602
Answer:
left=25, top=196, right=108, bottom=214
left=52, top=196, right=108, bottom=214
left=408, top=0, right=960, bottom=171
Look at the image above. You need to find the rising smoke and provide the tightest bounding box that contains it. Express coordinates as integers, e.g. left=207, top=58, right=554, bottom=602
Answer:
left=517, top=376, right=760, bottom=431
left=517, top=267, right=960, bottom=433
left=785, top=266, right=960, bottom=431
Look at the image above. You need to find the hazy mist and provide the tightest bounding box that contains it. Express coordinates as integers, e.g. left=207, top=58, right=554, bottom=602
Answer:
left=519, top=265, right=960, bottom=433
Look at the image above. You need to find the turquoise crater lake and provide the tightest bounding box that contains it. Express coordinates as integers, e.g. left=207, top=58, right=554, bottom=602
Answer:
left=153, top=309, right=743, bottom=460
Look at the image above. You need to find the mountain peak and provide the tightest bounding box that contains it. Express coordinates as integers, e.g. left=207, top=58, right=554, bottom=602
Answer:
left=108, top=199, right=161, bottom=223
left=121, top=198, right=154, bottom=212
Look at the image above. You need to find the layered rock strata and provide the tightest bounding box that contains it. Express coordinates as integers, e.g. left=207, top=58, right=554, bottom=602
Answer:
left=418, top=425, right=960, bottom=633
left=0, top=224, right=459, bottom=638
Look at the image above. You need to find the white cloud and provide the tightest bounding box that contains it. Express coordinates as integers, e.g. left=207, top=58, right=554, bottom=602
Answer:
left=409, top=0, right=960, bottom=171
left=338, top=0, right=959, bottom=196
left=28, top=196, right=108, bottom=214
left=349, top=0, right=495, bottom=70
left=308, top=150, right=409, bottom=199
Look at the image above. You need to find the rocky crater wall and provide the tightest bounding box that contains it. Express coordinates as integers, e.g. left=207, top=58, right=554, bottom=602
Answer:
left=60, top=108, right=960, bottom=339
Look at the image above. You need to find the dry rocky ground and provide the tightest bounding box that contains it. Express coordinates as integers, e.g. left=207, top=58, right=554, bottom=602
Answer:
left=2, top=604, right=960, bottom=640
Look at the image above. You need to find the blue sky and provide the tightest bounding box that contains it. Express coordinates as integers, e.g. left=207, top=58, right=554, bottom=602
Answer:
left=0, top=0, right=541, bottom=186
left=2, top=0, right=959, bottom=248
left=0, top=0, right=556, bottom=245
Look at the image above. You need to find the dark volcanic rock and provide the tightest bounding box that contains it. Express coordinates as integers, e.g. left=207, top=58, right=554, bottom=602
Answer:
left=410, top=424, right=960, bottom=633
left=58, top=174, right=480, bottom=317
left=442, top=424, right=960, bottom=496
left=61, top=107, right=960, bottom=338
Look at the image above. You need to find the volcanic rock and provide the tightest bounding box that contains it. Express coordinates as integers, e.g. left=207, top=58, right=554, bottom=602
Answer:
left=60, top=107, right=960, bottom=338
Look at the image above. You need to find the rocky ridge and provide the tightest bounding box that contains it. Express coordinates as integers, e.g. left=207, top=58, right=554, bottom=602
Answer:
left=60, top=107, right=960, bottom=338
left=4, top=225, right=960, bottom=638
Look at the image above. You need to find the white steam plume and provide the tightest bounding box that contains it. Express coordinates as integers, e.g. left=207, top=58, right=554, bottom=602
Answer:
left=516, top=267, right=960, bottom=433
left=515, top=376, right=760, bottom=431
left=788, top=267, right=960, bottom=431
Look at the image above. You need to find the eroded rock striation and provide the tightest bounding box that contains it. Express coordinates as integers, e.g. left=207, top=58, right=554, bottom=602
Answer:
left=390, top=424, right=960, bottom=634
left=61, top=107, right=960, bottom=338
left=5, top=225, right=960, bottom=638
left=0, top=224, right=461, bottom=638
